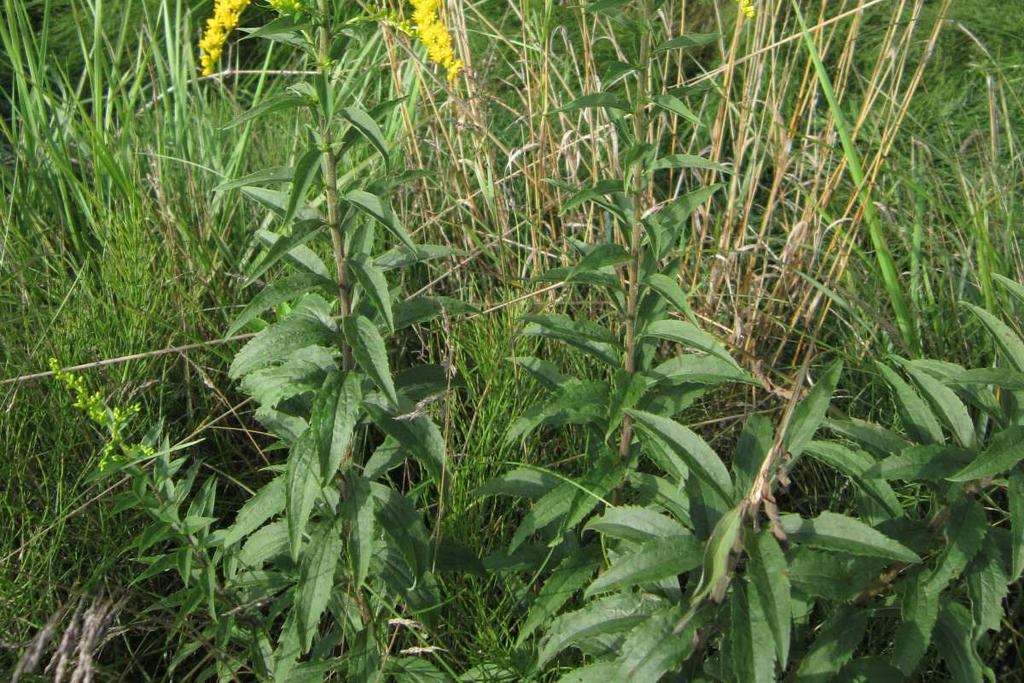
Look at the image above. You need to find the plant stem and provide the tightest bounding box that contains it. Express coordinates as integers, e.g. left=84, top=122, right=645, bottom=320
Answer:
left=318, top=0, right=353, bottom=370
left=618, top=0, right=653, bottom=461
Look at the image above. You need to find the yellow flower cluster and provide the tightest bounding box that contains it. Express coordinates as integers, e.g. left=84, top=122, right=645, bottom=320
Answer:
left=738, top=0, right=755, bottom=19
left=50, top=359, right=145, bottom=471
left=410, top=0, right=463, bottom=81
left=198, top=0, right=252, bottom=76
left=268, top=0, right=301, bottom=13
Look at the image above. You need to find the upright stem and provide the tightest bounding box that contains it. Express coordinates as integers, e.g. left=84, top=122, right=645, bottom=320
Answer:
left=618, top=0, right=653, bottom=460
left=318, top=0, right=353, bottom=370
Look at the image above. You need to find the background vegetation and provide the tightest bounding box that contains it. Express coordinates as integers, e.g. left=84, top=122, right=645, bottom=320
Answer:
left=2, top=0, right=1023, bottom=678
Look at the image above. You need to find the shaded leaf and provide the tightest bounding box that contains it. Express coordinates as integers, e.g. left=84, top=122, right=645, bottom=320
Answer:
left=949, top=425, right=1024, bottom=481
left=781, top=512, right=920, bottom=563
left=295, top=518, right=343, bottom=652
left=585, top=535, right=702, bottom=596
left=785, top=360, right=842, bottom=459
left=343, top=315, right=397, bottom=406
left=629, top=409, right=733, bottom=501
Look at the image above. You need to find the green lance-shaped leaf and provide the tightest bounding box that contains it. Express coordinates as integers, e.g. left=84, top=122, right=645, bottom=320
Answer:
left=605, top=371, right=649, bottom=442
left=474, top=466, right=561, bottom=501
left=284, top=148, right=321, bottom=229
left=522, top=314, right=621, bottom=367
left=891, top=570, right=940, bottom=675
left=948, top=425, right=1024, bottom=481
left=239, top=347, right=333, bottom=411
left=238, top=520, right=289, bottom=568
left=249, top=223, right=329, bottom=284
left=516, top=546, right=602, bottom=646
left=616, top=605, right=695, bottom=683
left=311, top=371, right=362, bottom=481
left=342, top=475, right=375, bottom=590
left=784, top=359, right=842, bottom=459
left=229, top=92, right=309, bottom=128
left=341, top=189, right=414, bottom=250
left=894, top=356, right=976, bottom=448
left=684, top=504, right=743, bottom=615
left=655, top=32, right=720, bottom=52
left=570, top=243, right=630, bottom=275
left=272, top=609, right=302, bottom=681
left=508, top=451, right=623, bottom=552
left=649, top=153, right=728, bottom=173
left=242, top=186, right=321, bottom=223
left=727, top=581, right=775, bottom=683
left=221, top=476, right=286, bottom=548
left=934, top=602, right=987, bottom=683
left=928, top=498, right=988, bottom=590
left=963, top=302, right=1024, bottom=372
left=866, top=444, right=975, bottom=481
left=584, top=535, right=703, bottom=596
left=286, top=430, right=322, bottom=562
left=339, top=106, right=390, bottom=164
left=342, top=315, right=398, bottom=406
left=538, top=593, right=662, bottom=666
left=348, top=255, right=394, bottom=332
left=373, top=243, right=457, bottom=272
left=780, top=511, right=920, bottom=563
left=642, top=273, right=698, bottom=323
left=875, top=362, right=944, bottom=445
left=640, top=319, right=738, bottom=368
left=229, top=295, right=336, bottom=380
left=747, top=529, right=791, bottom=669
left=370, top=483, right=432, bottom=576
left=803, top=441, right=902, bottom=518
left=227, top=272, right=334, bottom=336
left=294, top=517, right=343, bottom=652
left=797, top=606, right=869, bottom=683
left=552, top=663, right=620, bottom=683
left=967, top=545, right=1009, bottom=638
left=650, top=93, right=702, bottom=127
left=629, top=409, right=734, bottom=501
left=825, top=417, right=910, bottom=458
left=510, top=356, right=568, bottom=391
left=584, top=505, right=691, bottom=542
left=1011, top=468, right=1024, bottom=582
left=364, top=404, right=446, bottom=484
left=215, top=165, right=294, bottom=193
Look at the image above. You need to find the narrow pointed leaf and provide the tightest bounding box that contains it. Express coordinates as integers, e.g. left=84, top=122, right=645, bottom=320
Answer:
left=349, top=255, right=394, bottom=332
left=963, top=302, right=1024, bottom=372
left=948, top=425, right=1024, bottom=481
left=295, top=517, right=343, bottom=651
left=876, top=362, right=944, bottom=445
left=585, top=535, right=702, bottom=596
left=342, top=315, right=397, bottom=406
left=747, top=530, right=791, bottom=669
left=517, top=546, right=602, bottom=646
left=785, top=360, right=842, bottom=459
left=312, top=371, right=362, bottom=481
left=629, top=409, right=733, bottom=501
left=342, top=189, right=414, bottom=250
left=284, top=148, right=321, bottom=229
left=781, top=512, right=920, bottom=563
left=222, top=476, right=286, bottom=547
left=640, top=319, right=737, bottom=368
left=286, top=430, right=321, bottom=561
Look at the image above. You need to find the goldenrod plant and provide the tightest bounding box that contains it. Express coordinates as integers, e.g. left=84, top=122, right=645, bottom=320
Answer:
left=475, top=2, right=1021, bottom=680
left=82, top=0, right=471, bottom=678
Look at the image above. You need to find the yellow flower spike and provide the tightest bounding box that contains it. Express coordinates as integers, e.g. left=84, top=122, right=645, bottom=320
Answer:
left=198, top=0, right=253, bottom=76
left=738, top=0, right=755, bottom=19
left=409, top=0, right=464, bottom=81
